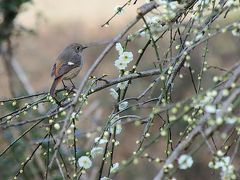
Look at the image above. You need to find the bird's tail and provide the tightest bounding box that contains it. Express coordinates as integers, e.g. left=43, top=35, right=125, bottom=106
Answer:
left=50, top=77, right=62, bottom=97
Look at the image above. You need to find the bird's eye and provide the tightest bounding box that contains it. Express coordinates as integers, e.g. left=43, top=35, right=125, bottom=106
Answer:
left=76, top=46, right=80, bottom=51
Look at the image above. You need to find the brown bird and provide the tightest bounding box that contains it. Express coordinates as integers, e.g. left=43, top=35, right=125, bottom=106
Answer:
left=50, top=43, right=87, bottom=97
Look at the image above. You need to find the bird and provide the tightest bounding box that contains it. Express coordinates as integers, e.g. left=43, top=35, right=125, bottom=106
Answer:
left=50, top=43, right=87, bottom=97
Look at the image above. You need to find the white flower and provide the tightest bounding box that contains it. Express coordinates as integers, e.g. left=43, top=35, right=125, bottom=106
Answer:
left=221, top=156, right=230, bottom=166
left=156, top=0, right=178, bottom=21
left=178, top=154, right=193, bottom=170
left=114, top=59, right=128, bottom=70
left=114, top=44, right=133, bottom=70
left=119, top=52, right=133, bottom=64
left=215, top=117, right=223, bottom=125
left=54, top=123, right=60, bottom=130
left=110, top=163, right=119, bottom=174
left=185, top=41, right=192, bottom=47
left=209, top=155, right=236, bottom=179
left=95, top=137, right=108, bottom=144
left=221, top=165, right=236, bottom=180
left=119, top=101, right=128, bottom=111
left=100, top=177, right=112, bottom=180
left=222, top=89, right=229, bottom=96
left=78, top=156, right=92, bottom=169
left=114, top=5, right=124, bottom=15
left=115, top=43, right=124, bottom=55
left=146, top=16, right=161, bottom=25
left=91, top=147, right=104, bottom=158
left=110, top=88, right=119, bottom=99
left=169, top=1, right=179, bottom=10
left=205, top=105, right=216, bottom=113
left=217, top=150, right=224, bottom=157
left=117, top=81, right=128, bottom=90
left=138, top=49, right=143, bottom=54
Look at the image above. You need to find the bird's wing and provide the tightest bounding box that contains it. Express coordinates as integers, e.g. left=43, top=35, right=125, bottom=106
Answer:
left=53, top=54, right=82, bottom=78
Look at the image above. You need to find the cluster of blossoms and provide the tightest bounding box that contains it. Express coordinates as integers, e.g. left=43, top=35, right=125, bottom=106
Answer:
left=209, top=151, right=236, bottom=180
left=177, top=154, right=194, bottom=170
left=78, top=1, right=239, bottom=178
left=77, top=131, right=120, bottom=172
left=77, top=132, right=109, bottom=169
left=137, top=0, right=181, bottom=40
left=110, top=42, right=130, bottom=116
left=114, top=42, right=133, bottom=70
left=138, top=16, right=163, bottom=40
left=192, top=0, right=238, bottom=17
left=157, top=0, right=180, bottom=22
left=192, top=88, right=240, bottom=126
left=192, top=90, right=217, bottom=109
left=77, top=117, right=122, bottom=174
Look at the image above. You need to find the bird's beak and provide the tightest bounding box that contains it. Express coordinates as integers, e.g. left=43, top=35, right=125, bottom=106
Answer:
left=82, top=45, right=88, bottom=50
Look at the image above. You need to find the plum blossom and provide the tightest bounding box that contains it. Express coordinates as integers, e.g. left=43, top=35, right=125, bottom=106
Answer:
left=178, top=154, right=193, bottom=170
left=78, top=156, right=92, bottom=169
left=115, top=43, right=124, bottom=54
left=90, top=147, right=104, bottom=158
left=110, top=162, right=119, bottom=174
left=114, top=43, right=133, bottom=70
left=119, top=101, right=128, bottom=111
left=94, top=137, right=108, bottom=144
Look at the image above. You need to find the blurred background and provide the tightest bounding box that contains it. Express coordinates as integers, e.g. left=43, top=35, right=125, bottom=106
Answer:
left=0, top=0, right=239, bottom=180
